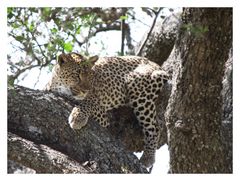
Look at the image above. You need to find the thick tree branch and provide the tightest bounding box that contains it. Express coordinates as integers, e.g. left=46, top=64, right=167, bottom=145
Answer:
left=8, top=160, right=36, bottom=174
left=7, top=85, right=148, bottom=173
left=136, top=12, right=181, bottom=66
left=8, top=132, right=90, bottom=173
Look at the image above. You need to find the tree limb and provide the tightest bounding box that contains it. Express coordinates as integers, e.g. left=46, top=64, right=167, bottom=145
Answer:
left=136, top=8, right=163, bottom=56
left=135, top=12, right=181, bottom=66
left=71, top=23, right=122, bottom=49
left=7, top=85, right=148, bottom=173
left=121, top=17, right=125, bottom=55
left=8, top=132, right=90, bottom=173
left=8, top=160, right=36, bottom=174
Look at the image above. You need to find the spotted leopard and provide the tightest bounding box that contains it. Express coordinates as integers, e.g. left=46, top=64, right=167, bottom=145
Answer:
left=46, top=52, right=169, bottom=168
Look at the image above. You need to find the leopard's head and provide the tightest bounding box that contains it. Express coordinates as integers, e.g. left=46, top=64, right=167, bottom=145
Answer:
left=54, top=52, right=98, bottom=94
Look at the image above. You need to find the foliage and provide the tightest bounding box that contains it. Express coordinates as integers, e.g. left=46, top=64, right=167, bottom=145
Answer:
left=7, top=7, right=174, bottom=86
left=7, top=7, right=135, bottom=84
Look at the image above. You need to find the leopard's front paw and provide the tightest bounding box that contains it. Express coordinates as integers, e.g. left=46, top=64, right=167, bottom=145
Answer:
left=68, top=107, right=88, bottom=130
left=140, top=150, right=156, bottom=168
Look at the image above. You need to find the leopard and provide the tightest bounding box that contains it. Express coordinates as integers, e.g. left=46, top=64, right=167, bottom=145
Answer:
left=46, top=52, right=169, bottom=169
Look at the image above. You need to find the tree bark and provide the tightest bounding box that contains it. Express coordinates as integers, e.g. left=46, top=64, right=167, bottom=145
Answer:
left=8, top=86, right=147, bottom=173
left=8, top=160, right=36, bottom=174
left=8, top=132, right=89, bottom=173
left=165, top=8, right=232, bottom=173
left=136, top=12, right=181, bottom=66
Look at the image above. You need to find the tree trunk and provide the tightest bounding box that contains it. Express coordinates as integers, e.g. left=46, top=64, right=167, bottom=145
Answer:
left=165, top=8, right=232, bottom=173
left=8, top=86, right=147, bottom=173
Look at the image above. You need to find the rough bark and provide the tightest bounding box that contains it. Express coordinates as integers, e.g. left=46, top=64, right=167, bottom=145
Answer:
left=8, top=160, right=36, bottom=174
left=8, top=132, right=89, bottom=173
left=8, top=86, right=147, bottom=173
left=136, top=12, right=181, bottom=66
left=165, top=8, right=232, bottom=173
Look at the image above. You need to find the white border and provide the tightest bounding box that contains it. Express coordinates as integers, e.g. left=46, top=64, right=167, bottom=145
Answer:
left=233, top=2, right=240, bottom=176
left=0, top=0, right=7, bottom=175
left=1, top=0, right=239, bottom=180
left=2, top=0, right=238, bottom=7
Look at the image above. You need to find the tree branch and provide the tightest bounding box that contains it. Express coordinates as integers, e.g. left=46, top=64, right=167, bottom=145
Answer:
left=136, top=8, right=163, bottom=56
left=71, top=23, right=122, bottom=49
left=135, top=12, right=181, bottom=66
left=8, top=132, right=90, bottom=173
left=8, top=85, right=148, bottom=173
left=121, top=17, right=125, bottom=55
left=7, top=64, right=40, bottom=86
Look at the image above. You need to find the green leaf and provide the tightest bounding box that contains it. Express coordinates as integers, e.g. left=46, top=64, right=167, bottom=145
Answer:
left=43, top=7, right=51, bottom=16
left=47, top=43, right=55, bottom=51
left=76, top=26, right=81, bottom=34
left=55, top=38, right=64, bottom=46
left=63, top=42, right=73, bottom=52
left=29, top=23, right=34, bottom=32
left=120, top=15, right=128, bottom=20
left=67, top=23, right=74, bottom=31
left=51, top=28, right=58, bottom=34
left=12, top=22, right=20, bottom=29
left=7, top=7, right=13, bottom=14
left=7, top=7, right=14, bottom=19
left=15, top=36, right=24, bottom=42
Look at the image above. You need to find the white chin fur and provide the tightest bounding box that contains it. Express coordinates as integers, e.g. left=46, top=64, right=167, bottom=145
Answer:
left=58, top=85, right=72, bottom=96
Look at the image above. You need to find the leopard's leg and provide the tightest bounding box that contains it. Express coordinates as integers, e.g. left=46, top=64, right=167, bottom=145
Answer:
left=130, top=97, right=160, bottom=168
left=126, top=72, right=165, bottom=168
left=68, top=98, right=110, bottom=129
left=91, top=105, right=110, bottom=128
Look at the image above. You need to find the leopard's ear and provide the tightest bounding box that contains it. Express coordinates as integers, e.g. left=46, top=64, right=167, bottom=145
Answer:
left=57, top=54, right=66, bottom=66
left=86, top=55, right=99, bottom=69
left=81, top=55, right=99, bottom=69
left=88, top=55, right=99, bottom=65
